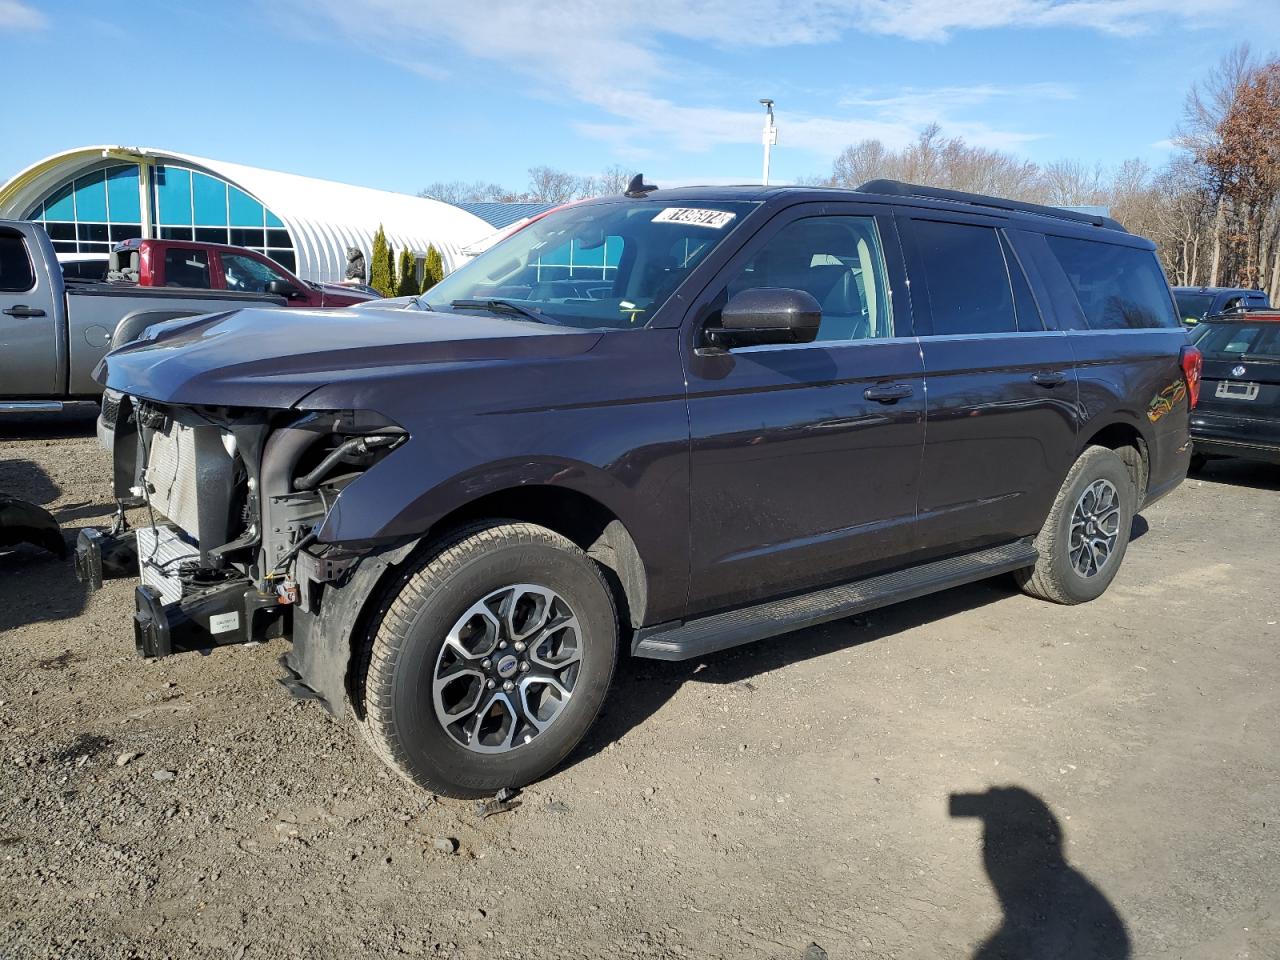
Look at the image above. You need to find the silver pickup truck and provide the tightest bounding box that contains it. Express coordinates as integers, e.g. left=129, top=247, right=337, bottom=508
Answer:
left=0, top=219, right=283, bottom=413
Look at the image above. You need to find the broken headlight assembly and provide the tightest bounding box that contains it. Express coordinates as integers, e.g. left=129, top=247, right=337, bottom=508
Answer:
left=257, top=409, right=408, bottom=603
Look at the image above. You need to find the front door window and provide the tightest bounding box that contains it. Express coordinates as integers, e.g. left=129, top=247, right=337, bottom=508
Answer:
left=222, top=253, right=290, bottom=293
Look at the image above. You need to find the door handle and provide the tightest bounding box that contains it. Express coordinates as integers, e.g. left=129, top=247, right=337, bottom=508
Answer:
left=1031, top=370, right=1067, bottom=387
left=864, top=383, right=914, bottom=403
left=2, top=305, right=46, bottom=318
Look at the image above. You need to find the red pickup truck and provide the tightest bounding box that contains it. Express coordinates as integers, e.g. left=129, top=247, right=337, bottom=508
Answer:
left=109, top=239, right=379, bottom=308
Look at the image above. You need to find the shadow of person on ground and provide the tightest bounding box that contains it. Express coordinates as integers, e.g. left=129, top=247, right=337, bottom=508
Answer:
left=951, top=786, right=1130, bottom=960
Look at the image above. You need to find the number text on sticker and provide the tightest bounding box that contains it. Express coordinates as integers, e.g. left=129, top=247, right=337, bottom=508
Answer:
left=651, top=208, right=738, bottom=229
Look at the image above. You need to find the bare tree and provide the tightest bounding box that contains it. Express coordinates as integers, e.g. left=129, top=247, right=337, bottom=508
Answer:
left=827, top=125, right=1041, bottom=201
left=829, top=139, right=889, bottom=188
left=526, top=166, right=584, bottom=204
left=589, top=165, right=636, bottom=197
left=1177, top=44, right=1258, bottom=286
left=1040, top=160, right=1109, bottom=207
left=418, top=180, right=523, bottom=203
left=422, top=166, right=645, bottom=206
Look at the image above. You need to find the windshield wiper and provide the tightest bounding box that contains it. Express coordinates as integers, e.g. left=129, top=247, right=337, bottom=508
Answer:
left=450, top=298, right=557, bottom=324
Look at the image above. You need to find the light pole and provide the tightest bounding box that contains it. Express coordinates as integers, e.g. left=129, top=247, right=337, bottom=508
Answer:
left=759, top=99, right=777, bottom=186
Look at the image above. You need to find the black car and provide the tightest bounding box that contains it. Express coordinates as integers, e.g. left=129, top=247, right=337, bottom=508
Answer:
left=1189, top=312, right=1280, bottom=466
left=1174, top=285, right=1269, bottom=326
left=81, top=179, right=1197, bottom=796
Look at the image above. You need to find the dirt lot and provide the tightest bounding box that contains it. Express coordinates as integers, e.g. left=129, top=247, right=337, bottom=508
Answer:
left=1, top=406, right=1277, bottom=960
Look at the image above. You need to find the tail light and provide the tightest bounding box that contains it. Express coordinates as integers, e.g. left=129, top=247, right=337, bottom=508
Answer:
left=1181, top=344, right=1203, bottom=408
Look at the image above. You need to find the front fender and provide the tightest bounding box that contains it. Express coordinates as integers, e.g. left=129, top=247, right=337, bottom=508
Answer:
left=315, top=449, right=659, bottom=550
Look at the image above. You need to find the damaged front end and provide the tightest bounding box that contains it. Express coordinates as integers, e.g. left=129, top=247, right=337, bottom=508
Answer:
left=77, top=397, right=408, bottom=702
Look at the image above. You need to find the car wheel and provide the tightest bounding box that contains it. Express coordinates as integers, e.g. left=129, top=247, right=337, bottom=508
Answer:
left=1189, top=453, right=1208, bottom=473
left=357, top=521, right=618, bottom=798
left=1015, top=446, right=1135, bottom=605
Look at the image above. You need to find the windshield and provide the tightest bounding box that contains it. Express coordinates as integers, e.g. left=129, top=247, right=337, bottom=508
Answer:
left=422, top=200, right=759, bottom=329
left=1174, top=292, right=1215, bottom=323
left=1195, top=321, right=1280, bottom=360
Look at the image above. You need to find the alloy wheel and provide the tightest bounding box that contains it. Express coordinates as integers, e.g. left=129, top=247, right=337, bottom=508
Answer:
left=432, top=584, right=582, bottom=753
left=1069, top=478, right=1122, bottom=578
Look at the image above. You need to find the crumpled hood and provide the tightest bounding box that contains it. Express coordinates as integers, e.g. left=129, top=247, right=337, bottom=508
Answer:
left=95, top=306, right=602, bottom=409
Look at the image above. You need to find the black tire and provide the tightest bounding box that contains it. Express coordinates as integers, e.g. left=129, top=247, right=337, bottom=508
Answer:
left=1189, top=453, right=1208, bottom=473
left=356, top=521, right=618, bottom=798
left=1015, top=446, right=1135, bottom=605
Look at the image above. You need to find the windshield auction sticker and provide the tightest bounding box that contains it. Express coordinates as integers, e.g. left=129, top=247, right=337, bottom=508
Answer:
left=651, top=208, right=738, bottom=229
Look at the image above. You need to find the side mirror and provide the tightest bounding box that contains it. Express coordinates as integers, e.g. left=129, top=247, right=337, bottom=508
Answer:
left=267, top=279, right=300, bottom=298
left=705, top=288, right=821, bottom=349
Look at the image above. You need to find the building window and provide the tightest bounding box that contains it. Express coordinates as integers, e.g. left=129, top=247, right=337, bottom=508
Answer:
left=531, top=236, right=622, bottom=283
left=25, top=161, right=295, bottom=272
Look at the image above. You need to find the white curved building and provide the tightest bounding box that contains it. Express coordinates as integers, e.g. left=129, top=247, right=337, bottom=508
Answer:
left=0, top=146, right=494, bottom=283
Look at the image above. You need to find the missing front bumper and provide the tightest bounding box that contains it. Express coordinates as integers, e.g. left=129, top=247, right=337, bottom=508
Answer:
left=77, top=525, right=287, bottom=659
left=132, top=581, right=288, bottom=659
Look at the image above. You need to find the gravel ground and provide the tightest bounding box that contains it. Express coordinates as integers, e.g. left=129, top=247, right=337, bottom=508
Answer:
left=1, top=405, right=1278, bottom=960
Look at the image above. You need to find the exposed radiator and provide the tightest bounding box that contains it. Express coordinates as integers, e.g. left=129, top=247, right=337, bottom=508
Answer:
left=144, top=422, right=203, bottom=538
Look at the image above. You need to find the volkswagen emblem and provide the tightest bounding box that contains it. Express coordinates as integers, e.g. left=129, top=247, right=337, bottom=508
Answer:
left=1232, top=365, right=1247, bottom=377
left=496, top=654, right=519, bottom=679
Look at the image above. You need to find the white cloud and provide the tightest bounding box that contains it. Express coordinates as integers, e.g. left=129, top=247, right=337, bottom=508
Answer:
left=289, top=0, right=1233, bottom=159
left=0, top=0, right=47, bottom=31
left=845, top=0, right=1244, bottom=41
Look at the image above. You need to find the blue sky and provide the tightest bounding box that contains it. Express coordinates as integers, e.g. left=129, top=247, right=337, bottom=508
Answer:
left=1, top=0, right=1275, bottom=194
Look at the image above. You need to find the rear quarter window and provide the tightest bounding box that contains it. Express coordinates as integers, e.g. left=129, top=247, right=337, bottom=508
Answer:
left=1045, top=236, right=1178, bottom=330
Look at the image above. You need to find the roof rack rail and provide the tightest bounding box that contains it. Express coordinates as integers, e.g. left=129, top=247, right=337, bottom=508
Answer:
left=855, top=179, right=1128, bottom=233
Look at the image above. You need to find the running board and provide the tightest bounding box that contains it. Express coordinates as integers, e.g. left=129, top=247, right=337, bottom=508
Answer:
left=632, top=539, right=1038, bottom=661
left=0, top=400, right=64, bottom=414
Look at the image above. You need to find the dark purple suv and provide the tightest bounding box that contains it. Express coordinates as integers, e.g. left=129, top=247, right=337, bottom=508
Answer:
left=81, top=179, right=1197, bottom=796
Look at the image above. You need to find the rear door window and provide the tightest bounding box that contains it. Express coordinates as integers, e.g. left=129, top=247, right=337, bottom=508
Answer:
left=1045, top=236, right=1177, bottom=329
left=911, top=220, right=1018, bottom=335
left=162, top=248, right=211, bottom=288
left=0, top=231, right=35, bottom=292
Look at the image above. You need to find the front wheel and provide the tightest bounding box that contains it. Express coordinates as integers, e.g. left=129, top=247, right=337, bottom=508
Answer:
left=1015, top=446, right=1135, bottom=605
left=356, top=522, right=618, bottom=797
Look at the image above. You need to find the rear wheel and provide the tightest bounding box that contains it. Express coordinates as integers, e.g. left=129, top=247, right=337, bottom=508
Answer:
left=357, top=522, right=618, bottom=797
left=1015, top=446, right=1135, bottom=605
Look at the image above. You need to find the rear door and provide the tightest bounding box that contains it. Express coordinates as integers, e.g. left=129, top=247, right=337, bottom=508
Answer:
left=898, top=212, right=1079, bottom=556
left=1194, top=320, right=1280, bottom=451
left=0, top=224, right=62, bottom=397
